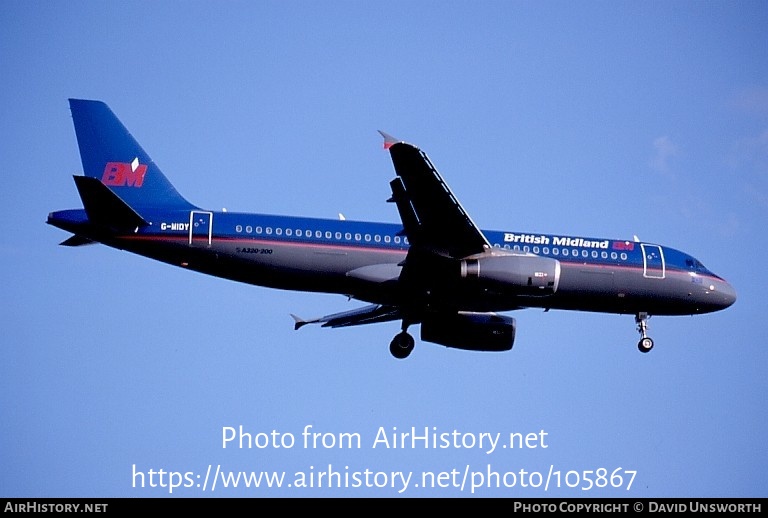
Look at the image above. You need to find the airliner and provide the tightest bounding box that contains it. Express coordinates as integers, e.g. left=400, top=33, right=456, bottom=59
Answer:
left=47, top=99, right=736, bottom=359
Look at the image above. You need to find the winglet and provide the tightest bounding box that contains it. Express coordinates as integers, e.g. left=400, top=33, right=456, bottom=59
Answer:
left=290, top=314, right=305, bottom=330
left=378, top=130, right=400, bottom=150
left=291, top=313, right=318, bottom=330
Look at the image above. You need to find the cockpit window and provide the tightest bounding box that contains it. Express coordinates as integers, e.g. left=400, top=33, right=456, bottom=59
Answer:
left=685, top=258, right=707, bottom=272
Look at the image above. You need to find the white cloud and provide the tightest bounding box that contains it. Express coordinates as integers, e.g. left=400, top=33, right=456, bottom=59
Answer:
left=649, top=136, right=679, bottom=175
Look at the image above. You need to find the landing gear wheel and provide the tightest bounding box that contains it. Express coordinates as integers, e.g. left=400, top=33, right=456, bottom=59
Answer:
left=634, top=312, right=654, bottom=353
left=638, top=337, right=654, bottom=353
left=389, top=331, right=415, bottom=359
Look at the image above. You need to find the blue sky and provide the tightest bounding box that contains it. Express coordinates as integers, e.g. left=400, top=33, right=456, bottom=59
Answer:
left=1, top=1, right=766, bottom=498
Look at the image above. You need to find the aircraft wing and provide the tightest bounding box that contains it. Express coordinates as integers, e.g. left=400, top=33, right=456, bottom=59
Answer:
left=291, top=304, right=402, bottom=330
left=381, top=131, right=490, bottom=259
left=296, top=135, right=495, bottom=336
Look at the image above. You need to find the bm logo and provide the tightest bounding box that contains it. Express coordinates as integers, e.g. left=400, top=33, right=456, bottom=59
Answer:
left=101, top=158, right=147, bottom=187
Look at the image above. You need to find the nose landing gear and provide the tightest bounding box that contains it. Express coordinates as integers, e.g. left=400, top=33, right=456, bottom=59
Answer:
left=635, top=312, right=654, bottom=353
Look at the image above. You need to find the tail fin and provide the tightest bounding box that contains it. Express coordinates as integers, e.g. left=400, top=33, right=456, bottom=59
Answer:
left=68, top=99, right=197, bottom=211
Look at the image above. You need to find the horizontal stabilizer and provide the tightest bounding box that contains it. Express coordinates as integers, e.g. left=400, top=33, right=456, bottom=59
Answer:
left=59, top=235, right=96, bottom=247
left=74, top=175, right=149, bottom=230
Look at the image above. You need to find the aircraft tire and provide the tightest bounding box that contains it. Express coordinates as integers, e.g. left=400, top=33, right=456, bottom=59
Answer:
left=390, top=332, right=415, bottom=359
left=638, top=337, right=654, bottom=353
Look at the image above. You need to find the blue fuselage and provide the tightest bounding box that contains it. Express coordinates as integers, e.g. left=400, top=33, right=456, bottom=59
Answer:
left=48, top=207, right=737, bottom=317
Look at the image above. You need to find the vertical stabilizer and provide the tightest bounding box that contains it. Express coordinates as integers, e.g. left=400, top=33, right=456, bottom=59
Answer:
left=68, top=99, right=197, bottom=211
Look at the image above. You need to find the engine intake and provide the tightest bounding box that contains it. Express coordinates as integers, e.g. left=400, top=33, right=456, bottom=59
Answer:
left=421, top=312, right=516, bottom=351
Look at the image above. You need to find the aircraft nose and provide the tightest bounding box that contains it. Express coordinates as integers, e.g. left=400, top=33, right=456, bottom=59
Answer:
left=688, top=276, right=736, bottom=314
left=699, top=277, right=736, bottom=311
left=717, top=279, right=737, bottom=309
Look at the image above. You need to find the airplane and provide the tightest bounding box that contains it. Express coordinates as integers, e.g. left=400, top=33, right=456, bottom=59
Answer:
left=47, top=99, right=737, bottom=359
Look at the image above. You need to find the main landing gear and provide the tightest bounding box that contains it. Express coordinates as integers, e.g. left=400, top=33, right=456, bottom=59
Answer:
left=389, top=325, right=415, bottom=359
left=635, top=312, right=654, bottom=353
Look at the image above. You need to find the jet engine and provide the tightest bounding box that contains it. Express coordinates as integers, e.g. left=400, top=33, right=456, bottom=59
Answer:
left=421, top=312, right=516, bottom=351
left=460, top=254, right=560, bottom=295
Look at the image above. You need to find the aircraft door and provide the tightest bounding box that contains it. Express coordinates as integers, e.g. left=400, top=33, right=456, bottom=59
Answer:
left=641, top=244, right=665, bottom=279
left=189, top=211, right=213, bottom=247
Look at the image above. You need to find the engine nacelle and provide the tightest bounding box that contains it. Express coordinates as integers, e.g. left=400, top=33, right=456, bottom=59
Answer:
left=421, top=312, right=516, bottom=351
left=460, top=254, right=560, bottom=295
